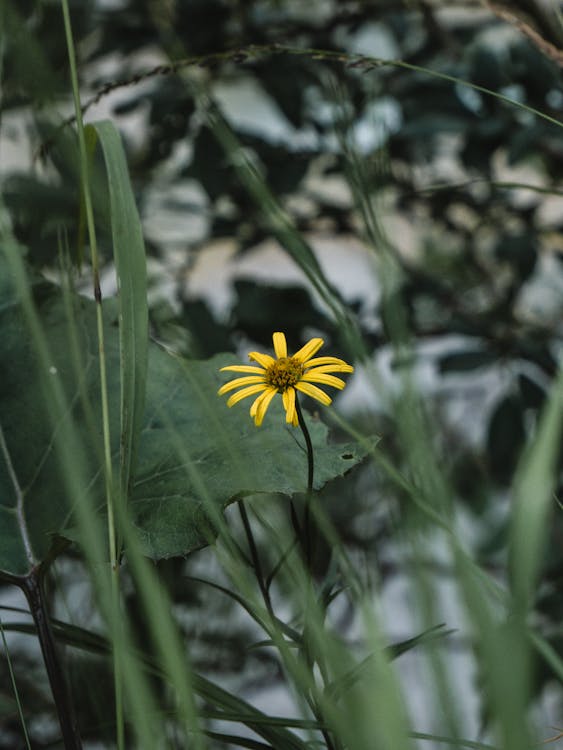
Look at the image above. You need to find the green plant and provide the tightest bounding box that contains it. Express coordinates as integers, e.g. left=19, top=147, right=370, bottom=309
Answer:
left=1, top=2, right=563, bottom=749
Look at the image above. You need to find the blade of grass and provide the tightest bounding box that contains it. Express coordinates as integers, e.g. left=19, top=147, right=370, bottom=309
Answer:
left=59, top=3, right=123, bottom=745
left=84, top=120, right=148, bottom=527
left=0, top=615, right=32, bottom=749
left=509, top=366, right=563, bottom=613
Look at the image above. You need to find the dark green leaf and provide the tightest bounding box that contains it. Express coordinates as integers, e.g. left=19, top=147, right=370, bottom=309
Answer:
left=486, top=393, right=526, bottom=486
left=439, top=349, right=497, bottom=374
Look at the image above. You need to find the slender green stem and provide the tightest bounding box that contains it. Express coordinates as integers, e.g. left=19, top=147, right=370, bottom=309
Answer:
left=59, top=0, right=116, bottom=562
left=21, top=569, right=82, bottom=750
left=60, top=3, right=123, bottom=748
left=289, top=498, right=303, bottom=541
left=295, top=397, right=314, bottom=493
left=238, top=500, right=274, bottom=616
left=110, top=569, right=125, bottom=750
left=295, top=397, right=314, bottom=566
left=293, top=401, right=340, bottom=750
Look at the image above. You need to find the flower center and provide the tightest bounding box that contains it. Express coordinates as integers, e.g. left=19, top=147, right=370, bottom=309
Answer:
left=265, top=357, right=304, bottom=392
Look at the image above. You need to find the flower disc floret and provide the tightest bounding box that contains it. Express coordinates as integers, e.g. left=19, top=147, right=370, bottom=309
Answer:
left=265, top=357, right=304, bottom=391
left=218, top=332, right=354, bottom=427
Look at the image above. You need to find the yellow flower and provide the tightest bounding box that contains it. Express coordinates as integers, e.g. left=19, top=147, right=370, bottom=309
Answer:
left=218, top=332, right=354, bottom=427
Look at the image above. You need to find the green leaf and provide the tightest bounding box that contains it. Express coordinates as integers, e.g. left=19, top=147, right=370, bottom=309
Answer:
left=486, top=393, right=526, bottom=486
left=510, top=366, right=563, bottom=612
left=0, top=266, right=371, bottom=575
left=85, top=120, right=149, bottom=504
left=438, top=349, right=497, bottom=374
left=129, top=348, right=369, bottom=559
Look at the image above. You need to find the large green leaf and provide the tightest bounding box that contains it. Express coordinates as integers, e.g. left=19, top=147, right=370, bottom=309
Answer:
left=0, top=266, right=371, bottom=576
left=132, top=351, right=367, bottom=559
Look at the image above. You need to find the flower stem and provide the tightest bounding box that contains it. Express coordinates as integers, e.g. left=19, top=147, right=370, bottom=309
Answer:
left=295, top=397, right=314, bottom=493
left=295, top=396, right=314, bottom=567
left=293, top=401, right=338, bottom=750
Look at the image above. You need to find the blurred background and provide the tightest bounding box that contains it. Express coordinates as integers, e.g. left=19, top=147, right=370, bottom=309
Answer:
left=1, top=0, right=563, bottom=747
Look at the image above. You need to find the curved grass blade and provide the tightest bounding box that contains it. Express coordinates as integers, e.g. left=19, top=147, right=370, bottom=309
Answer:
left=510, top=366, right=563, bottom=612
left=84, top=120, right=148, bottom=518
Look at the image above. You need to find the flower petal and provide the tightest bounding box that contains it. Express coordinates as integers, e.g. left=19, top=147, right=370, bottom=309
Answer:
left=252, top=387, right=278, bottom=426
left=250, top=386, right=275, bottom=414
left=293, top=337, right=324, bottom=364
left=220, top=365, right=266, bottom=374
left=295, top=381, right=332, bottom=406
left=301, top=372, right=346, bottom=390
left=282, top=387, right=297, bottom=425
left=249, top=351, right=275, bottom=368
left=218, top=376, right=266, bottom=396
left=272, top=332, right=287, bottom=359
left=227, top=384, right=267, bottom=407
left=304, top=357, right=354, bottom=371
left=303, top=363, right=354, bottom=375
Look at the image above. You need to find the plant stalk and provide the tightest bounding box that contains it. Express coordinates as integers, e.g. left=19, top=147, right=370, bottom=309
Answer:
left=60, top=3, right=124, bottom=746
left=293, top=400, right=339, bottom=750
left=294, top=397, right=314, bottom=493
left=238, top=500, right=274, bottom=616
left=21, top=568, right=82, bottom=750
left=295, top=396, right=314, bottom=566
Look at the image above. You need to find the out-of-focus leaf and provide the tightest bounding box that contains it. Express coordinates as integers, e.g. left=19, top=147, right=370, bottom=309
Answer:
left=399, top=114, right=468, bottom=139
left=438, top=349, right=497, bottom=374
left=231, top=280, right=333, bottom=350
left=494, top=232, right=537, bottom=281
left=176, top=299, right=232, bottom=358
left=509, top=40, right=559, bottom=102
left=187, top=125, right=238, bottom=201
left=486, top=393, right=526, bottom=486
left=2, top=175, right=80, bottom=264
left=2, top=1, right=63, bottom=105
left=251, top=56, right=316, bottom=128
left=517, top=373, right=546, bottom=410
left=141, top=77, right=196, bottom=165
left=176, top=0, right=231, bottom=55
left=241, top=134, right=312, bottom=196
left=468, top=45, right=507, bottom=91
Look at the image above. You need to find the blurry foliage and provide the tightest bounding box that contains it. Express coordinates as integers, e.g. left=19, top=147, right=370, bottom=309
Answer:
left=1, top=0, right=563, bottom=745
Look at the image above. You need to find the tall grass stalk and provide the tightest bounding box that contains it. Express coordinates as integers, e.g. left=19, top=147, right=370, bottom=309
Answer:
left=59, top=2, right=124, bottom=745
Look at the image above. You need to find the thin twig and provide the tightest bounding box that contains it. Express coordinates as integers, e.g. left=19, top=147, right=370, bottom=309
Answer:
left=484, top=1, right=563, bottom=66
